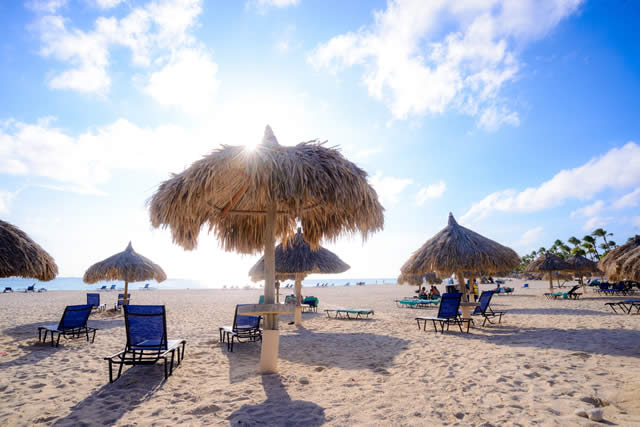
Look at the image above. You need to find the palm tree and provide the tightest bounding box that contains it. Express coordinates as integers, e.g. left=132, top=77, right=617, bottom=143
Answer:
left=568, top=236, right=581, bottom=248
left=582, top=235, right=599, bottom=259
left=571, top=246, right=586, bottom=256
left=537, top=247, right=546, bottom=257
left=592, top=228, right=613, bottom=251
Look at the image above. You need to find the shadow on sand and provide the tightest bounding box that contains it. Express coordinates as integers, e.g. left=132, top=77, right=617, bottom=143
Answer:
left=0, top=319, right=124, bottom=369
left=223, top=329, right=410, bottom=384
left=229, top=374, right=325, bottom=426
left=51, top=366, right=166, bottom=426
left=466, top=325, right=640, bottom=358
left=506, top=307, right=613, bottom=316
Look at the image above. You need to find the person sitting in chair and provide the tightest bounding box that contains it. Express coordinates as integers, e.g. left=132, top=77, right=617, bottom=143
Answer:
left=418, top=286, right=428, bottom=299
left=428, top=285, right=440, bottom=299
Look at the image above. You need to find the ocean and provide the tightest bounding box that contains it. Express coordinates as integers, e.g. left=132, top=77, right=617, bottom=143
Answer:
left=0, top=277, right=398, bottom=291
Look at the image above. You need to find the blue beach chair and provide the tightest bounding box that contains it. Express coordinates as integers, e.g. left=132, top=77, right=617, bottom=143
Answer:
left=38, top=304, right=97, bottom=347
left=471, top=291, right=505, bottom=326
left=87, top=293, right=106, bottom=312
left=3, top=287, right=12, bottom=293
left=219, top=304, right=262, bottom=352
left=104, top=305, right=186, bottom=383
left=114, top=293, right=131, bottom=311
left=99, top=285, right=107, bottom=290
left=415, top=293, right=470, bottom=333
left=109, top=284, right=116, bottom=291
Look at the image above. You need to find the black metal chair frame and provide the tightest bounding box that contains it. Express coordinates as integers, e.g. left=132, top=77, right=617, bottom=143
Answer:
left=219, top=305, right=262, bottom=352
left=605, top=301, right=640, bottom=315
left=325, top=309, right=375, bottom=319
left=471, top=291, right=505, bottom=326
left=104, top=306, right=186, bottom=383
left=38, top=305, right=97, bottom=347
left=416, top=293, right=471, bottom=333
left=114, top=293, right=131, bottom=311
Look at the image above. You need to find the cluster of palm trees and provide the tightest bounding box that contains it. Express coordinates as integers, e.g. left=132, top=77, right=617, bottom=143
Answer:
left=519, top=228, right=619, bottom=269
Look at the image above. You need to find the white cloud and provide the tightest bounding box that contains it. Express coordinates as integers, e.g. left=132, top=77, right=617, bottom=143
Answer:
left=0, top=117, right=208, bottom=194
left=0, top=190, right=17, bottom=214
left=246, top=0, right=299, bottom=12
left=92, top=0, right=124, bottom=8
left=462, top=142, right=640, bottom=222
left=614, top=188, right=640, bottom=209
left=26, top=0, right=67, bottom=13
left=571, top=200, right=604, bottom=218
left=145, top=47, right=219, bottom=114
left=632, top=216, right=640, bottom=229
left=416, top=180, right=446, bottom=205
left=370, top=172, right=412, bottom=205
left=309, top=0, right=582, bottom=130
left=582, top=216, right=610, bottom=232
left=33, top=0, right=205, bottom=96
left=518, top=226, right=543, bottom=246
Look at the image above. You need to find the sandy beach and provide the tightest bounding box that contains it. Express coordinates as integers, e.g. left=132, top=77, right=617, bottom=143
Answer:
left=0, top=279, right=639, bottom=426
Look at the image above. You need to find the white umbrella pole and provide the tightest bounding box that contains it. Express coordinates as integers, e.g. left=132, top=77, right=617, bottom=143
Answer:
left=295, top=272, right=303, bottom=326
left=259, top=201, right=279, bottom=374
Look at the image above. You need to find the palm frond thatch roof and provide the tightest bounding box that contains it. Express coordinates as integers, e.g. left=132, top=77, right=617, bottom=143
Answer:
left=598, top=235, right=640, bottom=281
left=400, top=213, right=520, bottom=276
left=397, top=272, right=442, bottom=286
left=525, top=252, right=572, bottom=273
left=0, top=219, right=58, bottom=281
left=566, top=254, right=601, bottom=273
left=83, top=242, right=167, bottom=284
left=148, top=126, right=384, bottom=254
left=248, top=228, right=350, bottom=281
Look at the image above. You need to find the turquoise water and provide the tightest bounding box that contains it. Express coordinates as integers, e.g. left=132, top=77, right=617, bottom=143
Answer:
left=0, top=277, right=397, bottom=291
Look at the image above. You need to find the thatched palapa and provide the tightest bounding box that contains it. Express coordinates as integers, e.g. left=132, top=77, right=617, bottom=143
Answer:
left=148, top=126, right=383, bottom=373
left=248, top=228, right=349, bottom=280
left=249, top=227, right=349, bottom=325
left=0, top=219, right=58, bottom=281
left=149, top=126, right=383, bottom=254
left=400, top=213, right=519, bottom=300
left=598, top=235, right=640, bottom=281
left=83, top=242, right=166, bottom=305
left=397, top=272, right=441, bottom=287
left=525, top=252, right=572, bottom=290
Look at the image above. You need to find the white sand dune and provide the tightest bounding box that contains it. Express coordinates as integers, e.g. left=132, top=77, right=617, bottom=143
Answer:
left=0, top=279, right=639, bottom=425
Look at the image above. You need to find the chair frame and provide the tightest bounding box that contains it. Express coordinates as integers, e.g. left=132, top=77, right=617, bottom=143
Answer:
left=471, top=291, right=505, bottom=326
left=87, top=293, right=106, bottom=312
left=219, top=305, right=262, bottom=352
left=325, top=308, right=375, bottom=319
left=38, top=305, right=97, bottom=347
left=104, top=305, right=186, bottom=383
left=416, top=293, right=471, bottom=333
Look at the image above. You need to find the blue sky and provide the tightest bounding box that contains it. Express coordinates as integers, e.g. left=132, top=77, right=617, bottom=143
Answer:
left=1, top=0, right=639, bottom=284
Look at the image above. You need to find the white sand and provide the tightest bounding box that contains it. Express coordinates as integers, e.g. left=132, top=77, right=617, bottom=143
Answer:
left=0, top=279, right=639, bottom=426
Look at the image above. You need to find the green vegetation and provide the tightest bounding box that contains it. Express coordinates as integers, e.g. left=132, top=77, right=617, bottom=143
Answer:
left=519, top=228, right=620, bottom=270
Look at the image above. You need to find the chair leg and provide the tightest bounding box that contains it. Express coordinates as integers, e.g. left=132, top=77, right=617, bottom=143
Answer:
left=91, top=329, right=96, bottom=343
left=108, top=359, right=113, bottom=383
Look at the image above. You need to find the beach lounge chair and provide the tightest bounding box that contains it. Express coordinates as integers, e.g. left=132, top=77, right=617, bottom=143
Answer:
left=219, top=304, right=262, bottom=352
left=325, top=308, right=374, bottom=319
left=395, top=298, right=440, bottom=309
left=25, top=284, right=36, bottom=292
left=87, top=293, right=106, bottom=312
left=114, top=293, right=131, bottom=310
left=109, top=284, right=116, bottom=291
left=99, top=285, right=107, bottom=290
left=3, top=287, right=12, bottom=293
left=142, top=283, right=153, bottom=290
left=544, top=285, right=582, bottom=300
left=415, top=293, right=471, bottom=333
left=605, top=300, right=640, bottom=314
left=104, top=305, right=186, bottom=383
left=471, top=291, right=505, bottom=326
left=38, top=304, right=97, bottom=347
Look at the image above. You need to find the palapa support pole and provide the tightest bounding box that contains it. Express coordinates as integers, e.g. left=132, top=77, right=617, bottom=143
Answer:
left=124, top=280, right=129, bottom=306
left=549, top=271, right=554, bottom=291
left=456, top=272, right=466, bottom=301
left=259, top=201, right=279, bottom=374
left=295, top=272, right=303, bottom=326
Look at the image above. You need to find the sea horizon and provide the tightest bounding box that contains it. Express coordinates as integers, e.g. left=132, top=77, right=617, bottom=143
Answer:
left=0, top=276, right=399, bottom=291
